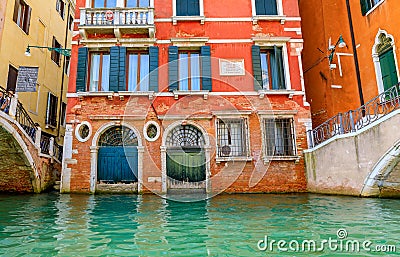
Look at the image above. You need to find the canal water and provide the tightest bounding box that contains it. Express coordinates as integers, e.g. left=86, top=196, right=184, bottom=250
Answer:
left=0, top=193, right=399, bottom=256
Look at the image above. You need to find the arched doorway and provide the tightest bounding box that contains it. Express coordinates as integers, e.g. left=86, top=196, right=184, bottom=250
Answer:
left=165, top=124, right=206, bottom=191
left=97, top=125, right=138, bottom=183
left=373, top=30, right=399, bottom=94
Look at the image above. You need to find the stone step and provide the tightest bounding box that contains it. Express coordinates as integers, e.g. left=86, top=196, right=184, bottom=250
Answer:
left=54, top=181, right=61, bottom=185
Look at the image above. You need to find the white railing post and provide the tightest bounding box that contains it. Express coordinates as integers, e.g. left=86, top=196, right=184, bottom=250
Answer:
left=35, top=127, right=42, bottom=151
left=80, top=8, right=86, bottom=25
left=114, top=9, right=120, bottom=25
left=9, top=93, right=18, bottom=119
left=148, top=9, right=154, bottom=25
left=49, top=137, right=55, bottom=157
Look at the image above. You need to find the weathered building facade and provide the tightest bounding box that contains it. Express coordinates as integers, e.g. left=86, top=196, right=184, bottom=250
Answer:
left=299, top=0, right=400, bottom=127
left=0, top=0, right=74, bottom=143
left=62, top=0, right=311, bottom=194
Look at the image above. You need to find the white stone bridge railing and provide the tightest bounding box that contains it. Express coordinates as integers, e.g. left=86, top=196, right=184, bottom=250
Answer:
left=0, top=86, right=63, bottom=163
left=307, top=83, right=400, bottom=148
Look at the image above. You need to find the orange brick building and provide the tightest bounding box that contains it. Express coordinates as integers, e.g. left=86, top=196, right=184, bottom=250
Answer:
left=299, top=0, right=400, bottom=127
left=61, top=0, right=311, bottom=194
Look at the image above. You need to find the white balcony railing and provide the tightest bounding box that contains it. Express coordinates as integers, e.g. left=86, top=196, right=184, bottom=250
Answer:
left=80, top=7, right=154, bottom=27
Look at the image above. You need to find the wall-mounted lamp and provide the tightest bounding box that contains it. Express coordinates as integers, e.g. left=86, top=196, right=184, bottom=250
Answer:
left=25, top=45, right=71, bottom=57
left=328, top=35, right=346, bottom=63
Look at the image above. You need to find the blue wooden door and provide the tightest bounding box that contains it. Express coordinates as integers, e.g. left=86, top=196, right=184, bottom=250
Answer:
left=98, top=147, right=138, bottom=183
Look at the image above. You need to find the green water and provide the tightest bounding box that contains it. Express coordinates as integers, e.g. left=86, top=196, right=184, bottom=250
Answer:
left=0, top=193, right=399, bottom=256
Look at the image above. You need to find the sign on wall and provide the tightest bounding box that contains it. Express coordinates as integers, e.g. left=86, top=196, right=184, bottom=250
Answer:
left=219, top=59, right=245, bottom=76
left=16, top=66, right=39, bottom=92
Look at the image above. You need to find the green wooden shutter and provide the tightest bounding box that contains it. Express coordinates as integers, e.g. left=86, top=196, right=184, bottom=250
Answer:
left=149, top=46, right=159, bottom=92
left=201, top=45, right=212, bottom=91
left=118, top=47, right=127, bottom=91
left=266, top=0, right=278, bottom=15
left=168, top=46, right=179, bottom=91
left=255, top=0, right=266, bottom=15
left=274, top=46, right=285, bottom=89
left=176, top=0, right=187, bottom=16
left=109, top=46, right=120, bottom=92
left=360, top=0, right=368, bottom=16
left=379, top=49, right=399, bottom=91
left=188, top=0, right=200, bottom=16
left=252, top=45, right=263, bottom=91
left=76, top=47, right=88, bottom=92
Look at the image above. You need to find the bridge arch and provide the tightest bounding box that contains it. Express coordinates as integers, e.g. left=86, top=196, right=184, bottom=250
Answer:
left=361, top=139, right=400, bottom=197
left=0, top=113, right=39, bottom=192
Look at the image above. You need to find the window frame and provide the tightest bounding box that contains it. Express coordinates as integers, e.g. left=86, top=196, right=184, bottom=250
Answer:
left=91, top=0, right=118, bottom=8
left=361, top=0, right=385, bottom=16
left=260, top=46, right=286, bottom=90
left=56, top=0, right=65, bottom=20
left=178, top=50, right=202, bottom=91
left=6, top=65, right=18, bottom=92
left=13, top=0, right=31, bottom=34
left=87, top=51, right=111, bottom=92
left=126, top=51, right=150, bottom=91
left=172, top=0, right=205, bottom=25
left=51, top=36, right=62, bottom=66
left=254, top=41, right=291, bottom=91
left=46, top=92, right=58, bottom=128
left=60, top=102, right=67, bottom=127
left=125, top=0, right=150, bottom=7
left=260, top=114, right=299, bottom=163
left=215, top=116, right=251, bottom=161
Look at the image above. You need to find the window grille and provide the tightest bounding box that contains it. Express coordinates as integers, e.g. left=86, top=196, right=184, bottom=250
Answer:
left=264, top=118, right=296, bottom=156
left=217, top=118, right=248, bottom=157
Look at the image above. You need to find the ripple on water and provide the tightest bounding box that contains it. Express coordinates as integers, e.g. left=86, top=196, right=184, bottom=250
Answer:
left=0, top=193, right=399, bottom=256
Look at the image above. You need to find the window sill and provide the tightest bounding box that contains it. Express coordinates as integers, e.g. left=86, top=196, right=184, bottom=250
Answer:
left=263, top=156, right=300, bottom=164
left=172, top=16, right=205, bottom=25
left=45, top=123, right=57, bottom=129
left=258, top=89, right=296, bottom=99
left=216, top=156, right=253, bottom=163
left=172, top=90, right=209, bottom=100
left=365, top=0, right=385, bottom=16
left=252, top=15, right=286, bottom=25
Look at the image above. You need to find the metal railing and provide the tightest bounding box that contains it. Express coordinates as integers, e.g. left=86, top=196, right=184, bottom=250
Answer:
left=15, top=102, right=38, bottom=142
left=80, top=7, right=154, bottom=26
left=0, top=86, right=63, bottom=162
left=308, top=84, right=400, bottom=148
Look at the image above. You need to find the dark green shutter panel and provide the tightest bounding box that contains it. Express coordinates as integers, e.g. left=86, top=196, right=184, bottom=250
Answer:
left=201, top=45, right=212, bottom=91
left=266, top=0, right=278, bottom=15
left=176, top=0, right=187, bottom=16
left=109, top=46, right=120, bottom=92
left=274, top=46, right=285, bottom=89
left=149, top=46, right=159, bottom=92
left=360, top=0, right=368, bottom=16
left=379, top=49, right=399, bottom=91
left=118, top=47, right=126, bottom=91
left=252, top=45, right=263, bottom=91
left=76, top=47, right=88, bottom=92
left=168, top=46, right=179, bottom=91
left=188, top=0, right=200, bottom=16
left=255, top=0, right=266, bottom=15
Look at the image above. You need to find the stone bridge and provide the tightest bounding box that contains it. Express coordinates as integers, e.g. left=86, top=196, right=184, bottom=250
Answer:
left=0, top=95, right=62, bottom=193
left=305, top=109, right=400, bottom=198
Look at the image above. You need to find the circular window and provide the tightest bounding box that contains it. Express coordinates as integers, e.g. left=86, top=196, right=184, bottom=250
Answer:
left=75, top=122, right=92, bottom=142
left=143, top=121, right=160, bottom=142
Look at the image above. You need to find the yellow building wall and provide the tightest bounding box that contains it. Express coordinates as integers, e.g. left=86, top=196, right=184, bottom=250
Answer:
left=0, top=0, right=74, bottom=144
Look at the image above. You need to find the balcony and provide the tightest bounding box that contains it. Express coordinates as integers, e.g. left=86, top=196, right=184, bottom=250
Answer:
left=79, top=7, right=155, bottom=40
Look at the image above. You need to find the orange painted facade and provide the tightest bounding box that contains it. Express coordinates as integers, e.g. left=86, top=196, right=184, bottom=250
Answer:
left=63, top=0, right=311, bottom=194
left=299, top=0, right=400, bottom=127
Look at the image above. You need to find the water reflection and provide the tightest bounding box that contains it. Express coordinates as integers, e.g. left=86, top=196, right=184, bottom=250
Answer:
left=0, top=193, right=399, bottom=256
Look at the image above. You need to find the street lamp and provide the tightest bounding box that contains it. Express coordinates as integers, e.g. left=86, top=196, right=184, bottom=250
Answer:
left=25, top=45, right=71, bottom=57
left=328, top=35, right=346, bottom=63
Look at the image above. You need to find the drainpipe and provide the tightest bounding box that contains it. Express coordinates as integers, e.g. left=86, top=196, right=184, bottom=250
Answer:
left=57, top=1, right=71, bottom=138
left=345, top=0, right=365, bottom=107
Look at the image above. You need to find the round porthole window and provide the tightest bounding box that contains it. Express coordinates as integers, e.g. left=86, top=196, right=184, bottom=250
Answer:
left=75, top=121, right=92, bottom=142
left=143, top=121, right=160, bottom=142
